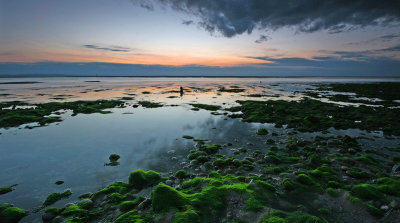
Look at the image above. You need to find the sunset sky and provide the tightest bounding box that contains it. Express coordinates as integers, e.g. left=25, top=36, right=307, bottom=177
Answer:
left=1, top=0, right=400, bottom=76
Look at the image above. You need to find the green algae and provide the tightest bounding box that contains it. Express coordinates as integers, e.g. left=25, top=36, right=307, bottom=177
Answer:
left=119, top=197, right=145, bottom=212
left=105, top=153, right=121, bottom=166
left=44, top=189, right=72, bottom=206
left=296, top=174, right=317, bottom=186
left=0, top=100, right=124, bottom=128
left=189, top=103, right=221, bottom=111
left=94, top=181, right=129, bottom=195
left=228, top=98, right=400, bottom=135
left=366, top=204, right=384, bottom=217
left=260, top=212, right=325, bottom=223
left=256, top=128, right=268, bottom=135
left=259, top=216, right=287, bottom=223
left=151, top=184, right=188, bottom=213
left=138, top=101, right=163, bottom=108
left=115, top=210, right=152, bottom=223
left=245, top=197, right=264, bottom=212
left=173, top=209, right=201, bottom=223
left=62, top=205, right=86, bottom=216
left=0, top=186, right=13, bottom=195
left=175, top=170, right=191, bottom=179
left=218, top=87, right=245, bottom=93
left=376, top=177, right=400, bottom=196
left=0, top=206, right=27, bottom=223
left=129, top=170, right=161, bottom=190
left=317, top=82, right=400, bottom=102
left=351, top=184, right=382, bottom=200
left=200, top=144, right=221, bottom=154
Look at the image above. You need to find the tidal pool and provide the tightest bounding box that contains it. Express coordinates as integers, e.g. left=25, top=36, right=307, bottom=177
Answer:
left=1, top=77, right=400, bottom=222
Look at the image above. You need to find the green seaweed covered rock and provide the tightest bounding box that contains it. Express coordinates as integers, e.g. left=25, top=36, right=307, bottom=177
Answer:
left=173, top=209, right=201, bottom=223
left=44, top=189, right=72, bottom=206
left=0, top=206, right=27, bottom=223
left=151, top=184, right=188, bottom=213
left=129, top=170, right=161, bottom=190
left=351, top=184, right=382, bottom=200
left=115, top=210, right=151, bottom=223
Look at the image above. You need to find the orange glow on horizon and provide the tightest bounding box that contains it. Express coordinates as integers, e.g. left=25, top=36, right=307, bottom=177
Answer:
left=0, top=49, right=273, bottom=67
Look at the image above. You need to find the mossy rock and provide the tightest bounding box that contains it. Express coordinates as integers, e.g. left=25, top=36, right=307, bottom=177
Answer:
left=283, top=179, right=297, bottom=191
left=61, top=205, right=86, bottom=216
left=296, top=174, right=316, bottom=186
left=256, top=128, right=269, bottom=135
left=152, top=184, right=188, bottom=213
left=115, top=210, right=151, bottom=223
left=109, top=154, right=120, bottom=162
left=376, top=177, right=400, bottom=196
left=175, top=170, right=191, bottom=179
left=246, top=197, right=264, bottom=212
left=94, top=181, right=130, bottom=195
left=129, top=170, right=161, bottom=190
left=366, top=204, right=384, bottom=217
left=0, top=187, right=13, bottom=195
left=119, top=197, right=145, bottom=212
left=173, top=209, right=201, bottom=223
left=351, top=184, right=382, bottom=200
left=259, top=212, right=324, bottom=223
left=0, top=207, right=27, bottom=223
left=44, top=189, right=72, bottom=206
left=259, top=216, right=287, bottom=223
left=200, top=145, right=221, bottom=154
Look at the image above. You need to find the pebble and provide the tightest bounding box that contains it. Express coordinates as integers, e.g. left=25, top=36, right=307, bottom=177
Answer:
left=380, top=205, right=389, bottom=211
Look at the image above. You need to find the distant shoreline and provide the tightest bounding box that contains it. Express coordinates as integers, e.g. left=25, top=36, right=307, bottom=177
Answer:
left=1, top=75, right=400, bottom=79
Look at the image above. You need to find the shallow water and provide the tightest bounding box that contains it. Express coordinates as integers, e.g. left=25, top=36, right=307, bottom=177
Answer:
left=1, top=77, right=400, bottom=222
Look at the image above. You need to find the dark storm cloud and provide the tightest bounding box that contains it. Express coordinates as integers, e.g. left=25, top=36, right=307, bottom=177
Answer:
left=255, top=35, right=271, bottom=43
left=83, top=44, right=131, bottom=52
left=135, top=0, right=400, bottom=37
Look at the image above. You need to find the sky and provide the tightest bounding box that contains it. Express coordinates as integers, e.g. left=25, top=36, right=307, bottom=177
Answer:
left=1, top=0, right=400, bottom=76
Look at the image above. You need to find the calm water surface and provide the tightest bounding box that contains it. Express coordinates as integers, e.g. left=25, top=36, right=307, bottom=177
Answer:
left=0, top=77, right=399, bottom=222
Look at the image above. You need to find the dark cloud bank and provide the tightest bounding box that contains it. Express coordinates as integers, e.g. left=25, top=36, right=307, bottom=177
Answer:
left=137, top=0, right=400, bottom=37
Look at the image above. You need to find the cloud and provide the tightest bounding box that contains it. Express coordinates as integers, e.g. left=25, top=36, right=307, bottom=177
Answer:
left=182, top=20, right=194, bottom=25
left=131, top=0, right=154, bottom=11
left=348, top=33, right=400, bottom=45
left=318, top=44, right=400, bottom=60
left=83, top=44, right=131, bottom=52
left=255, top=35, right=270, bottom=43
left=136, top=0, right=400, bottom=37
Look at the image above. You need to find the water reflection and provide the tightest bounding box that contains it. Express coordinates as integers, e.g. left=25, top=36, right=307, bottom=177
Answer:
left=1, top=77, right=400, bottom=222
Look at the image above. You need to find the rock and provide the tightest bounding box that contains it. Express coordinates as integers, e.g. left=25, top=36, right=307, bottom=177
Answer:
left=165, top=180, right=173, bottom=186
left=380, top=205, right=389, bottom=211
left=171, top=157, right=177, bottom=161
left=78, top=199, right=93, bottom=208
left=64, top=202, right=74, bottom=208
left=348, top=149, right=357, bottom=154
left=137, top=198, right=152, bottom=210
left=340, top=166, right=348, bottom=171
left=390, top=200, right=398, bottom=208
left=244, top=157, right=255, bottom=162
left=200, top=165, right=207, bottom=172
left=42, top=212, right=57, bottom=221
left=52, top=216, right=64, bottom=223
